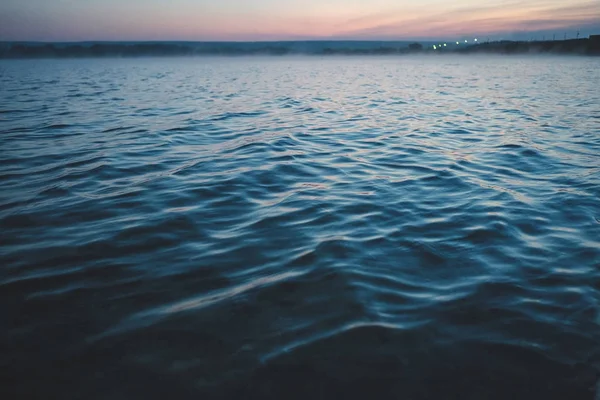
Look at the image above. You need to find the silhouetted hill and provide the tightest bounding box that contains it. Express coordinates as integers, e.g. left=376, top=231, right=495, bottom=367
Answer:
left=0, top=38, right=598, bottom=58
left=455, top=38, right=599, bottom=55
left=0, top=41, right=424, bottom=58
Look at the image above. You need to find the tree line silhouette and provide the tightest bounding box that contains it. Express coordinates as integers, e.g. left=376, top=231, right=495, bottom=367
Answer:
left=0, top=38, right=598, bottom=58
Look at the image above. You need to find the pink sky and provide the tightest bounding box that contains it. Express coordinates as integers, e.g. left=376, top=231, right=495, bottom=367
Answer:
left=1, top=0, right=598, bottom=41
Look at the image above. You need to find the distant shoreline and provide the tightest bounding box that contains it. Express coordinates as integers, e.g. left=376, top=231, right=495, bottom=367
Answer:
left=1, top=38, right=599, bottom=58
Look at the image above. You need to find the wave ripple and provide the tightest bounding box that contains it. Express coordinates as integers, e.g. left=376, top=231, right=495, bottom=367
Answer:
left=1, top=57, right=599, bottom=399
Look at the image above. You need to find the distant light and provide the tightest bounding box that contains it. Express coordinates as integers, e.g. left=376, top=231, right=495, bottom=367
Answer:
left=443, top=43, right=447, bottom=47
left=456, top=41, right=460, bottom=45
left=465, top=39, right=468, bottom=43
left=474, top=38, right=478, bottom=42
left=433, top=45, right=437, bottom=50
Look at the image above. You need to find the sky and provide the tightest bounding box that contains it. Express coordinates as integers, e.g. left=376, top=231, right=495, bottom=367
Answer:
left=1, top=0, right=599, bottom=42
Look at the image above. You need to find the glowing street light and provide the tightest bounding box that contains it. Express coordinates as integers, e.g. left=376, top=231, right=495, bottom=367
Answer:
left=456, top=41, right=460, bottom=45
left=443, top=43, right=447, bottom=47
left=474, top=38, right=478, bottom=42
left=465, top=39, right=468, bottom=43
left=433, top=45, right=437, bottom=50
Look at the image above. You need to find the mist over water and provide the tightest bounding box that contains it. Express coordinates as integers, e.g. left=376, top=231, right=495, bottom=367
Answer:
left=1, top=56, right=599, bottom=399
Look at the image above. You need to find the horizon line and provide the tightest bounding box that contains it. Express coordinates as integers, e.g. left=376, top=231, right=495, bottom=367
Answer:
left=3, top=36, right=594, bottom=44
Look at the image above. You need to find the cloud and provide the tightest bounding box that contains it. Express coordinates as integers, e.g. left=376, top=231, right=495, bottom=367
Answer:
left=1, top=0, right=598, bottom=41
left=333, top=0, right=600, bottom=39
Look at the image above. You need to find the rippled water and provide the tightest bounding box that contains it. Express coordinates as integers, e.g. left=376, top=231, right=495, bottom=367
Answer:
left=1, top=56, right=600, bottom=399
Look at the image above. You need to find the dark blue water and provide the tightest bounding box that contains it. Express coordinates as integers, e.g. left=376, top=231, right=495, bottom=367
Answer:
left=1, top=56, right=600, bottom=399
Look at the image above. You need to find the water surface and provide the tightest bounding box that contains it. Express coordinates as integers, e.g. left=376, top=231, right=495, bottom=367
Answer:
left=1, top=56, right=599, bottom=399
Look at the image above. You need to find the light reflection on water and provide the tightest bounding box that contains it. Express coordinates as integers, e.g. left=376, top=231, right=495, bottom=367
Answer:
left=0, top=56, right=599, bottom=399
